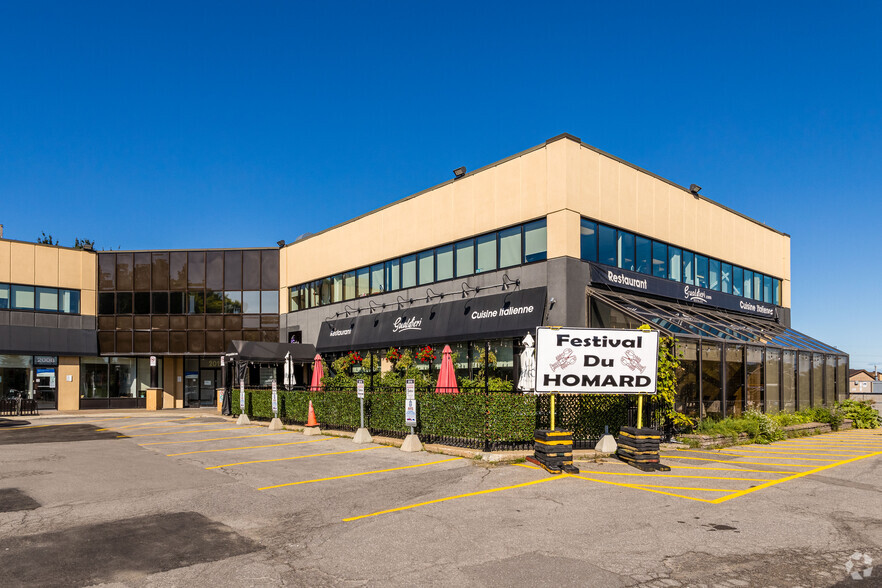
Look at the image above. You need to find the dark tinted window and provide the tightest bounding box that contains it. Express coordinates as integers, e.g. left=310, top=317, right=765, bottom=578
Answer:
left=134, top=292, right=150, bottom=314
left=134, top=252, right=151, bottom=291
left=152, top=292, right=169, bottom=314
left=152, top=253, right=169, bottom=290
left=117, top=292, right=133, bottom=314
left=243, top=250, right=261, bottom=289
left=206, top=251, right=223, bottom=290
left=188, top=252, right=205, bottom=288
left=98, top=254, right=115, bottom=290
left=116, top=253, right=133, bottom=290
left=169, top=252, right=187, bottom=290
left=261, top=251, right=279, bottom=290
left=225, top=251, right=243, bottom=290
left=99, top=292, right=115, bottom=314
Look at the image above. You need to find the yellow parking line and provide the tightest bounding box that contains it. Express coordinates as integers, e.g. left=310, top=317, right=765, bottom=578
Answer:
left=710, top=450, right=882, bottom=504
left=167, top=437, right=330, bottom=456
left=780, top=443, right=882, bottom=450
left=140, top=432, right=290, bottom=446
left=558, top=470, right=719, bottom=504
left=343, top=475, right=565, bottom=521
left=207, top=446, right=388, bottom=469
left=560, top=469, right=777, bottom=482
left=675, top=448, right=750, bottom=458
left=675, top=448, right=838, bottom=462
left=726, top=448, right=862, bottom=458
left=260, top=458, right=463, bottom=490
left=667, top=465, right=801, bottom=474
left=120, top=427, right=253, bottom=438
left=665, top=456, right=817, bottom=467
left=102, top=418, right=205, bottom=431
left=631, top=484, right=741, bottom=492
left=2, top=418, right=133, bottom=430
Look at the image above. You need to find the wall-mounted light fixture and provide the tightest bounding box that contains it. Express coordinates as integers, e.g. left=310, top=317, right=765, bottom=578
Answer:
left=277, top=240, right=286, bottom=247
left=453, top=166, right=466, bottom=179
left=689, top=184, right=702, bottom=198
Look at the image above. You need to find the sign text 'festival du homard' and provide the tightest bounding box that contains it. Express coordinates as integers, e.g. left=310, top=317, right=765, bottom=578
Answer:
left=534, top=327, right=659, bottom=394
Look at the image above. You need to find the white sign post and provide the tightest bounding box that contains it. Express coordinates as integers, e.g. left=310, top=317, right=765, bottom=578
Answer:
left=271, top=379, right=279, bottom=418
left=405, top=379, right=416, bottom=430
left=353, top=378, right=373, bottom=444
left=534, top=327, right=659, bottom=394
left=236, top=378, right=250, bottom=425
left=357, top=379, right=365, bottom=427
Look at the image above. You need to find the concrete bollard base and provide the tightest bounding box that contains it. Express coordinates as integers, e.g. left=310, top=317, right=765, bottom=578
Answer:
left=353, top=428, right=373, bottom=444
left=302, top=426, right=321, bottom=436
left=595, top=434, right=617, bottom=453
left=236, top=414, right=251, bottom=425
left=400, top=434, right=423, bottom=452
left=268, top=418, right=284, bottom=431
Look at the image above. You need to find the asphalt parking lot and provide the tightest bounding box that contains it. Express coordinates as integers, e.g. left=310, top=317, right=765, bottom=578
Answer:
left=1, top=412, right=880, bottom=587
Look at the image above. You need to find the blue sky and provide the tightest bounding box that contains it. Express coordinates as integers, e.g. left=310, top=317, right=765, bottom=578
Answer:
left=1, top=2, right=880, bottom=368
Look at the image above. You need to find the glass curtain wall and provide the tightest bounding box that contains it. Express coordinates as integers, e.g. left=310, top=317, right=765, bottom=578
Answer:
left=701, top=343, right=722, bottom=419
left=765, top=348, right=781, bottom=413
left=675, top=341, right=699, bottom=416
left=725, top=344, right=745, bottom=417
left=797, top=352, right=811, bottom=409
left=746, top=346, right=763, bottom=411
left=812, top=354, right=824, bottom=407
left=782, top=350, right=796, bottom=411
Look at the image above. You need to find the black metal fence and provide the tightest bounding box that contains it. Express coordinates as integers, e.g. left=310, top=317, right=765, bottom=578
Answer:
left=0, top=396, right=39, bottom=417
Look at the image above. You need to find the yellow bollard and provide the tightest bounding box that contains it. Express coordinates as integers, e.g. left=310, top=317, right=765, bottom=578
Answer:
left=550, top=394, right=556, bottom=431
left=637, top=394, right=643, bottom=429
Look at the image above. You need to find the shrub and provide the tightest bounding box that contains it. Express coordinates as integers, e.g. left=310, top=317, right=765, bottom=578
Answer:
left=836, top=399, right=881, bottom=429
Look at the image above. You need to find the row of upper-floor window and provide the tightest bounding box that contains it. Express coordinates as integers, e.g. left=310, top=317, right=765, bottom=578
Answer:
left=288, top=220, right=547, bottom=311
left=97, top=290, right=279, bottom=315
left=580, top=218, right=783, bottom=306
left=0, top=283, right=80, bottom=314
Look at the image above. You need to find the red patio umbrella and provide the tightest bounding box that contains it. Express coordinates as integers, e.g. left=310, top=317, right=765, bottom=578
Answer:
left=435, top=345, right=459, bottom=394
left=309, top=354, right=324, bottom=391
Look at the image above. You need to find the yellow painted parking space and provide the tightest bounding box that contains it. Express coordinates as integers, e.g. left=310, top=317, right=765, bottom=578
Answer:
left=728, top=447, right=866, bottom=456
left=343, top=475, right=565, bottom=522
left=167, top=437, right=330, bottom=456
left=120, top=426, right=252, bottom=438
left=546, top=468, right=777, bottom=483
left=140, top=432, right=291, bottom=446
left=260, top=457, right=463, bottom=490
left=207, top=445, right=389, bottom=469
left=2, top=417, right=135, bottom=431
left=666, top=455, right=818, bottom=467
left=675, top=448, right=839, bottom=462
left=667, top=465, right=801, bottom=474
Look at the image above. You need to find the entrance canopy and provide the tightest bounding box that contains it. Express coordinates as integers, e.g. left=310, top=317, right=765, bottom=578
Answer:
left=225, top=341, right=316, bottom=363
left=588, top=288, right=843, bottom=355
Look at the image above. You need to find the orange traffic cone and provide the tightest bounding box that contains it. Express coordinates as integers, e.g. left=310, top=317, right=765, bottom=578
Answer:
left=306, top=400, right=319, bottom=427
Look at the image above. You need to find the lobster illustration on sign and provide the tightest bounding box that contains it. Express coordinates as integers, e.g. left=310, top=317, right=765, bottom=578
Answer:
left=550, top=348, right=577, bottom=372
left=621, top=349, right=646, bottom=373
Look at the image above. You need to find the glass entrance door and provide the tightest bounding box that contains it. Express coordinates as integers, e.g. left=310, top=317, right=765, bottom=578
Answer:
left=35, top=368, right=57, bottom=410
left=199, top=369, right=218, bottom=406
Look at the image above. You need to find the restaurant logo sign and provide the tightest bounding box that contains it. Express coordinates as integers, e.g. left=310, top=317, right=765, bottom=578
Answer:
left=329, top=328, right=352, bottom=337
left=589, top=262, right=778, bottom=319
left=535, top=327, right=659, bottom=394
left=392, top=316, right=423, bottom=333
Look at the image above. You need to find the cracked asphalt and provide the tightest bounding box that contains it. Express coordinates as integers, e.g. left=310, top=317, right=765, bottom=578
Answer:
left=1, top=411, right=880, bottom=587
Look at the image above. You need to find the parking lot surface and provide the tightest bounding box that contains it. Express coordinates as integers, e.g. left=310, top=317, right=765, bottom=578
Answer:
left=1, top=411, right=880, bottom=587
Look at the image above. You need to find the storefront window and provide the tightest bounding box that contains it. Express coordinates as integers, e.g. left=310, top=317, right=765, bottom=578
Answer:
left=81, top=358, right=109, bottom=398
left=634, top=236, right=651, bottom=274
left=668, top=247, right=681, bottom=282
left=725, top=344, right=744, bottom=417
left=356, top=267, right=370, bottom=297
left=695, top=255, right=709, bottom=288
left=836, top=357, right=847, bottom=402
left=36, top=287, right=58, bottom=311
left=721, top=263, right=732, bottom=294
left=0, top=355, right=33, bottom=400
left=782, top=350, right=796, bottom=411
left=580, top=219, right=597, bottom=261
left=401, top=255, right=416, bottom=288
left=418, top=251, right=434, bottom=285
left=701, top=343, right=722, bottom=419
left=682, top=252, right=694, bottom=285
left=753, top=273, right=762, bottom=301
left=487, top=339, right=514, bottom=382
left=370, top=264, right=384, bottom=294
left=499, top=227, right=521, bottom=269
left=435, top=245, right=453, bottom=281
left=765, top=348, right=781, bottom=413
left=243, top=291, right=261, bottom=313
left=524, top=219, right=547, bottom=262
left=825, top=355, right=835, bottom=408
left=797, top=351, right=810, bottom=409
left=11, top=285, right=35, bottom=310
left=763, top=275, right=773, bottom=304
left=110, top=358, right=137, bottom=398
left=652, top=241, right=666, bottom=278
left=223, top=291, right=242, bottom=314
left=385, top=261, right=399, bottom=292
left=743, top=269, right=753, bottom=299
left=343, top=271, right=356, bottom=300
left=675, top=341, right=699, bottom=416
left=812, top=354, right=824, bottom=407
left=709, top=259, right=720, bottom=291
left=261, top=291, right=279, bottom=314
left=455, top=239, right=474, bottom=277
left=617, top=231, right=635, bottom=271
left=476, top=234, right=496, bottom=273
left=332, top=274, right=343, bottom=302
left=733, top=266, right=743, bottom=296
left=598, top=225, right=616, bottom=266
left=746, top=346, right=763, bottom=411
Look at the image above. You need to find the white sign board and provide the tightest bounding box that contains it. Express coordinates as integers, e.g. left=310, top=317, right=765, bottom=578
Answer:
left=149, top=355, right=157, bottom=367
left=357, top=379, right=365, bottom=399
left=239, top=379, right=245, bottom=412
left=405, top=398, right=417, bottom=427
left=271, top=381, right=278, bottom=415
left=406, top=379, right=415, bottom=400
left=534, top=327, right=659, bottom=394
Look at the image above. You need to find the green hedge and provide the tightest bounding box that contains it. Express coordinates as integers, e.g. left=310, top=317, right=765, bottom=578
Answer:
left=232, top=388, right=538, bottom=447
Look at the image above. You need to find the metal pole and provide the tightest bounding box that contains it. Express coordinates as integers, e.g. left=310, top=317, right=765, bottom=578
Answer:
left=369, top=351, right=374, bottom=390
left=484, top=341, right=490, bottom=392
left=360, top=397, right=365, bottom=429
left=550, top=394, right=556, bottom=431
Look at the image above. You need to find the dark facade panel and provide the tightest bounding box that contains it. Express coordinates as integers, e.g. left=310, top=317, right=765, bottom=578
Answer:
left=0, top=325, right=98, bottom=356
